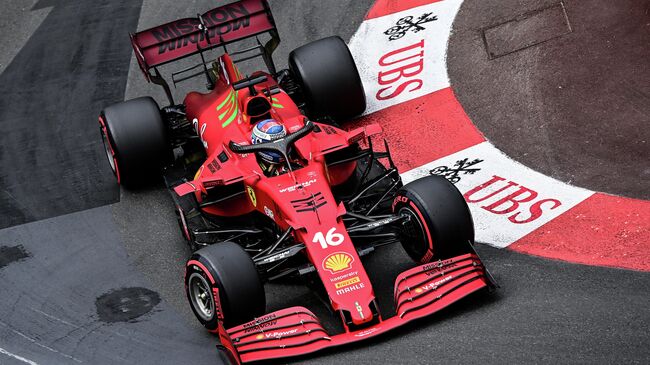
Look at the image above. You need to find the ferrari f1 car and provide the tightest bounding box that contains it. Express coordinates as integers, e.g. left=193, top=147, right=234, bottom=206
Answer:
left=98, top=0, right=496, bottom=363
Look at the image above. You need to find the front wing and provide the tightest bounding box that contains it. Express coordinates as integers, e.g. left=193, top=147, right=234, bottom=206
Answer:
left=226, top=252, right=495, bottom=363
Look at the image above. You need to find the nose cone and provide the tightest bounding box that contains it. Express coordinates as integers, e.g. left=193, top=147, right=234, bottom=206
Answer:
left=349, top=299, right=374, bottom=326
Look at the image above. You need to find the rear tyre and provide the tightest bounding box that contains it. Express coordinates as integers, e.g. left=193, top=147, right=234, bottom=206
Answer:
left=185, top=242, right=265, bottom=330
left=99, top=97, right=168, bottom=187
left=393, top=175, right=474, bottom=263
left=289, top=36, right=366, bottom=121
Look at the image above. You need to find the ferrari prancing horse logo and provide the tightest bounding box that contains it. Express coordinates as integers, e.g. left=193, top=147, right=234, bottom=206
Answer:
left=246, top=186, right=256, bottom=207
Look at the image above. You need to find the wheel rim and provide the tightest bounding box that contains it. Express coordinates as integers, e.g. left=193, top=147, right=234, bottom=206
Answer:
left=399, top=206, right=428, bottom=258
left=188, top=272, right=215, bottom=322
left=100, top=127, right=116, bottom=173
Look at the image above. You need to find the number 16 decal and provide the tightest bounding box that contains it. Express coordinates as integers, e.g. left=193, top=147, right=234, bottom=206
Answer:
left=313, top=228, right=344, bottom=249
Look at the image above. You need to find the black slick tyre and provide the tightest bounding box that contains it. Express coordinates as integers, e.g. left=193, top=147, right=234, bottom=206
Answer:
left=393, top=175, right=475, bottom=263
left=99, top=97, right=167, bottom=187
left=185, top=242, right=265, bottom=330
left=289, top=36, right=366, bottom=121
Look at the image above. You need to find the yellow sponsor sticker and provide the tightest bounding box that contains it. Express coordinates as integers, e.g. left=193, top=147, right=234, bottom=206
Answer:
left=335, top=276, right=360, bottom=289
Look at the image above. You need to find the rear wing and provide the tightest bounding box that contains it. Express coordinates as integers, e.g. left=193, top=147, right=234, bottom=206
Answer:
left=130, top=0, right=279, bottom=101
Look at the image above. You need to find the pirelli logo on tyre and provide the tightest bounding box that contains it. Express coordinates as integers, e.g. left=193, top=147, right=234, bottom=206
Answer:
left=334, top=276, right=360, bottom=289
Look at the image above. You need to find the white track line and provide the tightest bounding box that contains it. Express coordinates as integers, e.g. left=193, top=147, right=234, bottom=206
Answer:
left=0, top=347, right=39, bottom=365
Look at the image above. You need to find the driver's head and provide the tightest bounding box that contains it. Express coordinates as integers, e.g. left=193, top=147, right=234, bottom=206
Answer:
left=251, top=119, right=286, bottom=164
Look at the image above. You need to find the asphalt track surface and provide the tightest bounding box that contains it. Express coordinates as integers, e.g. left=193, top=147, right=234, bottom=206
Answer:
left=0, top=1, right=648, bottom=364
left=448, top=0, right=650, bottom=200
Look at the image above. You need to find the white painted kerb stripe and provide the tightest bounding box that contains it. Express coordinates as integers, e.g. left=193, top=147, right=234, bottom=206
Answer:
left=402, top=142, right=594, bottom=247
left=349, top=0, right=462, bottom=114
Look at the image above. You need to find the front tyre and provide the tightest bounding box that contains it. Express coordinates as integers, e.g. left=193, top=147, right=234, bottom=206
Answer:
left=185, top=242, right=265, bottom=330
left=393, top=175, right=475, bottom=263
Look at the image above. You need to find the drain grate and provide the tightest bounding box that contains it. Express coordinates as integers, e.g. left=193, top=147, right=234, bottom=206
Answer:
left=482, top=2, right=572, bottom=59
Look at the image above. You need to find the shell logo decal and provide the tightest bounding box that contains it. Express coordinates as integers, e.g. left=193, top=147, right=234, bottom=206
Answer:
left=322, top=252, right=354, bottom=274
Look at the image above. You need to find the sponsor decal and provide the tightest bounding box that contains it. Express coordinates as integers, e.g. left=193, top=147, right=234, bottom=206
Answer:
left=335, top=276, right=361, bottom=289
left=423, top=259, right=456, bottom=276
left=463, top=175, right=562, bottom=224
left=263, top=206, right=274, bottom=220
left=384, top=13, right=438, bottom=41
left=279, top=179, right=317, bottom=193
left=392, top=195, right=409, bottom=211
left=322, top=125, right=336, bottom=135
left=206, top=158, right=221, bottom=173
left=365, top=217, right=396, bottom=229
left=415, top=275, right=453, bottom=294
left=401, top=142, right=593, bottom=247
left=151, top=3, right=251, bottom=54
left=354, top=327, right=381, bottom=338
left=212, top=287, right=223, bottom=320
left=336, top=282, right=365, bottom=296
left=243, top=314, right=277, bottom=333
left=313, top=227, right=344, bottom=249
left=322, top=252, right=354, bottom=274
left=376, top=39, right=425, bottom=101
left=246, top=186, right=257, bottom=207
left=329, top=270, right=358, bottom=283
left=256, top=328, right=298, bottom=340
left=259, top=250, right=292, bottom=265
left=429, top=158, right=483, bottom=184
left=355, top=301, right=365, bottom=319
left=349, top=0, right=462, bottom=113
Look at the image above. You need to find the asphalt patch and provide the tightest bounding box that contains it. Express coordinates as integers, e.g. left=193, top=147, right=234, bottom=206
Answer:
left=0, top=245, right=30, bottom=269
left=95, top=287, right=161, bottom=323
left=483, top=2, right=572, bottom=59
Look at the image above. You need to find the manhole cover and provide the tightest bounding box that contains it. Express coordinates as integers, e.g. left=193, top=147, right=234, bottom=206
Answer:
left=483, top=2, right=572, bottom=59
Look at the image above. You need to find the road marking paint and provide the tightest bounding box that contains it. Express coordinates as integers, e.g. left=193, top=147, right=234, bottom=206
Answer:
left=0, top=321, right=82, bottom=363
left=0, top=347, right=39, bottom=365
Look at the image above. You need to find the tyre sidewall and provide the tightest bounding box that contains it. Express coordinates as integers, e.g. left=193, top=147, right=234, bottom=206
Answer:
left=100, top=97, right=167, bottom=187
left=185, top=258, right=222, bottom=331
left=393, top=175, right=475, bottom=262
left=185, top=242, right=265, bottom=329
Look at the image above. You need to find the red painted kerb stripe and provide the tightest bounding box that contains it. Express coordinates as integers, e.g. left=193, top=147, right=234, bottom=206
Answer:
left=359, top=0, right=650, bottom=271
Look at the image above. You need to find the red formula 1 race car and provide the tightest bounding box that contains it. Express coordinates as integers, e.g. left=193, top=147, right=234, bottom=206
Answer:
left=98, top=0, right=496, bottom=363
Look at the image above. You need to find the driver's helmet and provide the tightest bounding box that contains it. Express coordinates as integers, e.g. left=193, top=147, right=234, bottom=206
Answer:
left=251, top=119, right=287, bottom=163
